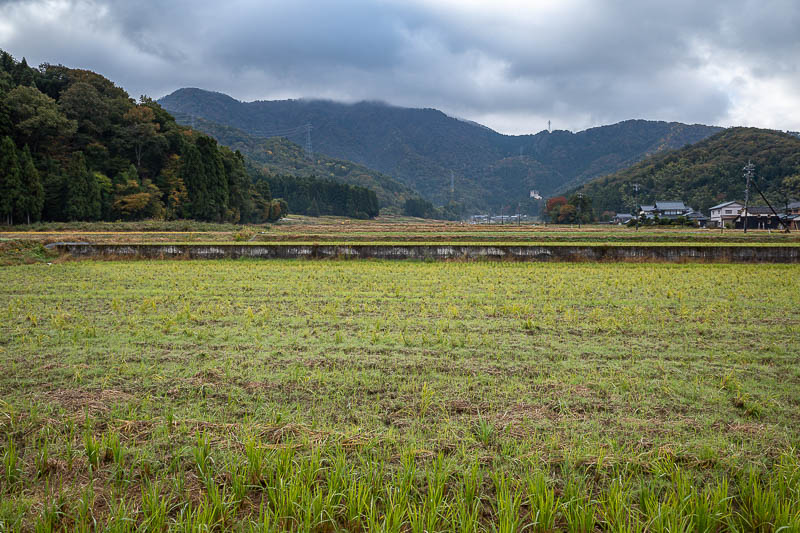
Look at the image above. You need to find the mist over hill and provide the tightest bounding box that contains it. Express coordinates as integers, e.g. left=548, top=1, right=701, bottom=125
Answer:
left=159, top=88, right=721, bottom=212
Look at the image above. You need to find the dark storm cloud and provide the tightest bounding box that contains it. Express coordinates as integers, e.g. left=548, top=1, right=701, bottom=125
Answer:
left=1, top=0, right=798, bottom=133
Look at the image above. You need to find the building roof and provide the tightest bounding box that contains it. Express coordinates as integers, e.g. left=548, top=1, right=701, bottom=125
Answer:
left=640, top=205, right=655, bottom=212
left=740, top=206, right=781, bottom=216
left=685, top=210, right=708, bottom=220
left=787, top=201, right=800, bottom=209
left=710, top=201, right=743, bottom=210
left=654, top=201, right=687, bottom=211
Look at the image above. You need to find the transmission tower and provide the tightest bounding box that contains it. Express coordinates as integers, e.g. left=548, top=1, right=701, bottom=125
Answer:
left=304, top=123, right=313, bottom=160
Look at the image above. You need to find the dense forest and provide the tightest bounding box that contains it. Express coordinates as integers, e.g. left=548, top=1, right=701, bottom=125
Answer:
left=575, top=128, right=800, bottom=215
left=260, top=174, right=379, bottom=219
left=169, top=111, right=417, bottom=212
left=0, top=51, right=388, bottom=225
left=159, top=88, right=722, bottom=211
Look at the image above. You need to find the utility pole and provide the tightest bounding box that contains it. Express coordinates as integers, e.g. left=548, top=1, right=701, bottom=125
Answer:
left=577, top=193, right=583, bottom=229
left=632, top=183, right=641, bottom=231
left=746, top=163, right=791, bottom=233
left=743, top=160, right=753, bottom=233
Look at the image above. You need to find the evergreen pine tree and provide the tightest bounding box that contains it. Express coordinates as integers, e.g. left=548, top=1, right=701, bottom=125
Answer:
left=13, top=57, right=35, bottom=86
left=0, top=136, right=22, bottom=224
left=308, top=197, right=321, bottom=217
left=196, top=136, right=228, bottom=221
left=18, top=144, right=43, bottom=224
left=64, top=151, right=100, bottom=220
left=179, top=144, right=207, bottom=219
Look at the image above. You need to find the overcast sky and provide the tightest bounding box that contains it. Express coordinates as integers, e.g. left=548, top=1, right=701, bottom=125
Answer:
left=1, top=0, right=799, bottom=134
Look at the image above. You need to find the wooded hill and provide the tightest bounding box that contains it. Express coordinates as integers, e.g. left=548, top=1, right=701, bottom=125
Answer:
left=170, top=111, right=417, bottom=211
left=0, top=51, right=388, bottom=225
left=575, top=127, right=800, bottom=215
left=0, top=50, right=291, bottom=224
left=159, top=88, right=722, bottom=212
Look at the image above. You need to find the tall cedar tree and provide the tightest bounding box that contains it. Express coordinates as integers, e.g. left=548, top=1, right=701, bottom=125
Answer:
left=18, top=144, right=44, bottom=224
left=179, top=143, right=208, bottom=220
left=195, top=136, right=228, bottom=221
left=64, top=151, right=101, bottom=220
left=0, top=136, right=23, bottom=224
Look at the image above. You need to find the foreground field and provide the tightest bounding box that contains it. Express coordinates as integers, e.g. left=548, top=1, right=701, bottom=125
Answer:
left=1, top=260, right=799, bottom=531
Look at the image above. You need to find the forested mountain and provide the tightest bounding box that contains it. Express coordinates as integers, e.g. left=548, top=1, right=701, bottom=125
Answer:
left=159, top=88, right=722, bottom=211
left=575, top=128, right=800, bottom=215
left=0, top=50, right=290, bottom=224
left=170, top=111, right=416, bottom=210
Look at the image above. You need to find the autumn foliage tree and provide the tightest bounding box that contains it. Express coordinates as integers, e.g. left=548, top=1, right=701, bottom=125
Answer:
left=544, top=196, right=567, bottom=223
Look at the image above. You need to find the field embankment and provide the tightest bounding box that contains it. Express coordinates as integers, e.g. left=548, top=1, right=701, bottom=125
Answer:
left=41, top=242, right=800, bottom=263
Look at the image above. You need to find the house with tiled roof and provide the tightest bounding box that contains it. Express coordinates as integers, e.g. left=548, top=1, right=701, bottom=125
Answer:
left=639, top=201, right=691, bottom=220
left=709, top=201, right=744, bottom=228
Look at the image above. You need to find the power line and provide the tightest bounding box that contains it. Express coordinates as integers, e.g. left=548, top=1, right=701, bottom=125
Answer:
left=304, top=123, right=313, bottom=160
left=250, top=122, right=314, bottom=160
left=250, top=125, right=308, bottom=137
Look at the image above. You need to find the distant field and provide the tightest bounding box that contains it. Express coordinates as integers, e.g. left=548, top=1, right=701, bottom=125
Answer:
left=2, top=216, right=800, bottom=247
left=1, top=260, right=799, bottom=530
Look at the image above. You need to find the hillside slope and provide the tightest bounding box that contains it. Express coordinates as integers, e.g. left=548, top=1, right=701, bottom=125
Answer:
left=158, top=88, right=722, bottom=211
left=170, top=111, right=417, bottom=210
left=576, top=127, right=800, bottom=214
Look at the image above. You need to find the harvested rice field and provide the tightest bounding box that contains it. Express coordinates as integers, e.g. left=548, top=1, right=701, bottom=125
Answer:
left=1, top=259, right=799, bottom=531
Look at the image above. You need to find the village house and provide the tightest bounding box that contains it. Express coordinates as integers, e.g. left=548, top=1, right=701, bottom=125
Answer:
left=684, top=210, right=709, bottom=227
left=734, top=206, right=790, bottom=230
left=709, top=201, right=744, bottom=228
left=635, top=200, right=708, bottom=226
left=639, top=201, right=688, bottom=219
left=613, top=213, right=634, bottom=224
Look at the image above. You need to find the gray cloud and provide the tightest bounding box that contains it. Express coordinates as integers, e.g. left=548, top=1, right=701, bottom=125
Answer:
left=1, top=0, right=798, bottom=133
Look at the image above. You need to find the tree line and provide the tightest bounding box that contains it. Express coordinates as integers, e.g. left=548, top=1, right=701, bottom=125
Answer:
left=402, top=197, right=463, bottom=221
left=261, top=174, right=379, bottom=219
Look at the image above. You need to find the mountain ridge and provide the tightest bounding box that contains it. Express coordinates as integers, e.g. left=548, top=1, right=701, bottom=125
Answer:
left=158, top=88, right=723, bottom=212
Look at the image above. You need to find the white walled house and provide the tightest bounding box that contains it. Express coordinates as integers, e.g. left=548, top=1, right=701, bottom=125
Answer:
left=709, top=201, right=743, bottom=227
